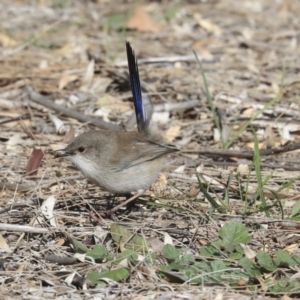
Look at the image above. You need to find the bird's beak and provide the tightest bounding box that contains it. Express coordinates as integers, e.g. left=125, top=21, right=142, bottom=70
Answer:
left=54, top=149, right=73, bottom=158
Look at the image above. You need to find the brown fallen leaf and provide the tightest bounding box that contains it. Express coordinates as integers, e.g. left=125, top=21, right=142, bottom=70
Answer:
left=58, top=71, right=78, bottom=90
left=26, top=148, right=44, bottom=178
left=0, top=32, right=17, bottom=47
left=264, top=125, right=275, bottom=149
left=127, top=6, right=162, bottom=33
left=163, top=125, right=181, bottom=142
left=62, top=127, right=75, bottom=144
left=0, top=233, right=11, bottom=253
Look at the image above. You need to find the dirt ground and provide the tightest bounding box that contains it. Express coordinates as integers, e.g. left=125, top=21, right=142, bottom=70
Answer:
left=1, top=0, right=300, bottom=299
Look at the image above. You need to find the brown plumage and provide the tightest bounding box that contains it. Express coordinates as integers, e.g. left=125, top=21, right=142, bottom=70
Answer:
left=55, top=130, right=177, bottom=194
left=55, top=41, right=178, bottom=204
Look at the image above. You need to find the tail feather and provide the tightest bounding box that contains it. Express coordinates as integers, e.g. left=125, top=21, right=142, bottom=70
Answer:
left=126, top=41, right=149, bottom=134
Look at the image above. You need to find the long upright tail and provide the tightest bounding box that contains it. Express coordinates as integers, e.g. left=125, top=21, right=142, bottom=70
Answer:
left=126, top=41, right=149, bottom=134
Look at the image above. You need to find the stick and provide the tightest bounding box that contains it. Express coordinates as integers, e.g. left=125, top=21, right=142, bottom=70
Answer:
left=183, top=142, right=300, bottom=159
left=26, top=86, right=121, bottom=131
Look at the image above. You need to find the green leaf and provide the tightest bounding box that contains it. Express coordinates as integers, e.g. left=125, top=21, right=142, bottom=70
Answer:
left=113, top=249, right=138, bottom=265
left=226, top=269, right=249, bottom=284
left=110, top=223, right=131, bottom=244
left=219, top=221, right=251, bottom=250
left=163, top=244, right=181, bottom=261
left=229, top=251, right=243, bottom=260
left=270, top=281, right=298, bottom=293
left=86, top=245, right=107, bottom=261
left=86, top=271, right=103, bottom=287
left=71, top=237, right=89, bottom=254
left=274, top=250, right=300, bottom=267
left=86, top=268, right=130, bottom=286
left=158, top=268, right=187, bottom=283
left=99, top=268, right=130, bottom=281
left=291, top=200, right=300, bottom=217
left=199, top=244, right=221, bottom=257
left=239, top=257, right=262, bottom=278
left=204, top=260, right=228, bottom=282
left=211, top=260, right=227, bottom=272
left=256, top=251, right=277, bottom=272
left=194, top=262, right=212, bottom=273
left=181, top=254, right=195, bottom=264
left=111, top=223, right=148, bottom=252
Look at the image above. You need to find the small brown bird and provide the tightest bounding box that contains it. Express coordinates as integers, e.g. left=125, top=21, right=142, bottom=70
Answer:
left=55, top=41, right=177, bottom=212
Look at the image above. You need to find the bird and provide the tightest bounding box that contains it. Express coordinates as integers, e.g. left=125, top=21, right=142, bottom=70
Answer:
left=55, top=41, right=178, bottom=213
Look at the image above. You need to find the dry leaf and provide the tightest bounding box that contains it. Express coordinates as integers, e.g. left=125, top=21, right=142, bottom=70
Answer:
left=280, top=126, right=293, bottom=145
left=17, top=261, right=28, bottom=273
left=93, top=107, right=111, bottom=122
left=240, top=243, right=256, bottom=259
left=214, top=293, right=224, bottom=300
left=65, top=272, right=77, bottom=286
left=164, top=125, right=181, bottom=142
left=127, top=6, right=162, bottom=33
left=257, top=277, right=268, bottom=292
left=0, top=32, right=17, bottom=47
left=198, top=19, right=221, bottom=35
left=284, top=243, right=298, bottom=254
left=26, top=148, right=44, bottom=177
left=80, top=59, right=95, bottom=91
left=89, top=77, right=112, bottom=95
left=242, top=107, right=256, bottom=116
left=6, top=133, right=23, bottom=150
left=213, top=128, right=221, bottom=142
left=192, top=38, right=216, bottom=49
left=149, top=237, right=164, bottom=253
left=264, top=125, right=275, bottom=149
left=174, top=165, right=185, bottom=173
left=221, top=124, right=232, bottom=143
left=237, top=164, right=249, bottom=178
left=164, top=232, right=173, bottom=245
left=49, top=113, right=66, bottom=134
left=187, top=187, right=199, bottom=198
left=62, top=127, right=75, bottom=144
left=153, top=173, right=168, bottom=195
left=55, top=238, right=66, bottom=247
left=0, top=234, right=11, bottom=253
left=40, top=195, right=57, bottom=227
left=246, top=142, right=264, bottom=149
left=56, top=41, right=74, bottom=56
left=58, top=71, right=78, bottom=90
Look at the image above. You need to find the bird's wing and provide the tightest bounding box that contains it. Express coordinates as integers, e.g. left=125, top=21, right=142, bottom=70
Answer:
left=111, top=137, right=176, bottom=172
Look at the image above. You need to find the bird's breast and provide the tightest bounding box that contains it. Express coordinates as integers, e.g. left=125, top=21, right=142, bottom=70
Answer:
left=69, top=155, right=163, bottom=194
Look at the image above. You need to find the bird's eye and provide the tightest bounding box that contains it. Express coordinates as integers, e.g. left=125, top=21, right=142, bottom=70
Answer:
left=78, top=146, right=85, bottom=153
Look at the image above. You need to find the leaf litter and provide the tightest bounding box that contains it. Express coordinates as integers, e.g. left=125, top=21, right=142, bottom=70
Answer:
left=1, top=0, right=300, bottom=299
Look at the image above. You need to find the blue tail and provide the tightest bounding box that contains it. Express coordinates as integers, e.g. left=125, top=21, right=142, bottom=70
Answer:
left=126, top=41, right=149, bottom=134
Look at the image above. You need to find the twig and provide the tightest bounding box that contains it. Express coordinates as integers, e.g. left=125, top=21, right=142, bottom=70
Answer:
left=44, top=254, right=77, bottom=265
left=26, top=86, right=121, bottom=131
left=115, top=54, right=218, bottom=67
left=0, top=175, right=84, bottom=193
left=0, top=223, right=58, bottom=233
left=0, top=198, right=44, bottom=215
left=183, top=142, right=300, bottom=159
left=219, top=215, right=300, bottom=230
left=154, top=99, right=199, bottom=112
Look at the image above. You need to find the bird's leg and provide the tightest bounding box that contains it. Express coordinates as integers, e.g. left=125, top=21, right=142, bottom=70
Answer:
left=109, top=193, right=140, bottom=214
